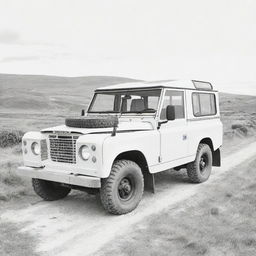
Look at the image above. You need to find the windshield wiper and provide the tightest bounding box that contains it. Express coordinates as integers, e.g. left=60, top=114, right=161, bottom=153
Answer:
left=121, top=110, right=156, bottom=114
left=88, top=111, right=120, bottom=114
left=121, top=111, right=143, bottom=114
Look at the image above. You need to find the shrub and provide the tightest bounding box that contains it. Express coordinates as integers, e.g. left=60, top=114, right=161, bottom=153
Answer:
left=0, top=130, right=24, bottom=148
left=231, top=124, right=248, bottom=136
left=0, top=161, right=29, bottom=202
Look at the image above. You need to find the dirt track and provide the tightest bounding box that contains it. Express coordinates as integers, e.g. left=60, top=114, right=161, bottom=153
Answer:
left=1, top=141, right=256, bottom=256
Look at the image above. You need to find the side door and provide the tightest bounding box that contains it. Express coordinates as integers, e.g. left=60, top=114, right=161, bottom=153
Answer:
left=158, top=89, right=188, bottom=163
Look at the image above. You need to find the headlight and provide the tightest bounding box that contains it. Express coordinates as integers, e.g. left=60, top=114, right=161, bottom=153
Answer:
left=31, top=142, right=40, bottom=155
left=79, top=145, right=90, bottom=161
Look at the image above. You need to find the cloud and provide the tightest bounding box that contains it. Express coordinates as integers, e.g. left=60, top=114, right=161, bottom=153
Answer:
left=0, top=30, right=21, bottom=44
left=1, top=56, right=40, bottom=63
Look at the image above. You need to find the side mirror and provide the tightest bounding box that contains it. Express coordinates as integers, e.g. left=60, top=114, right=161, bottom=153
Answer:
left=81, top=109, right=85, bottom=116
left=166, top=105, right=175, bottom=121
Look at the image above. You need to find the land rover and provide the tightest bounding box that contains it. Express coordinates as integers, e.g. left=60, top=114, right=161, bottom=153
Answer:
left=18, top=80, right=223, bottom=215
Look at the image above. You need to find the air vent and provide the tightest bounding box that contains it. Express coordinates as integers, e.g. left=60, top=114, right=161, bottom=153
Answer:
left=41, top=139, right=48, bottom=161
left=192, top=80, right=213, bottom=90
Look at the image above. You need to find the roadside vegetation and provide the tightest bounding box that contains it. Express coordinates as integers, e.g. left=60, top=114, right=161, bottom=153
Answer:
left=0, top=130, right=24, bottom=148
left=220, top=93, right=256, bottom=141
left=0, top=158, right=30, bottom=202
left=96, top=159, right=256, bottom=256
left=0, top=130, right=30, bottom=202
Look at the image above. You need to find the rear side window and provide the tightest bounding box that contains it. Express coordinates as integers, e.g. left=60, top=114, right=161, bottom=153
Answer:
left=192, top=93, right=216, bottom=116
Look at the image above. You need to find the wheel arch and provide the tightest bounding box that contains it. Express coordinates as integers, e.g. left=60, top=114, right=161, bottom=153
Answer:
left=199, top=137, right=221, bottom=167
left=114, top=150, right=155, bottom=192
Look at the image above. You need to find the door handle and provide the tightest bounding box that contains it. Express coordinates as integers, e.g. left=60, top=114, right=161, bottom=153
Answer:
left=182, top=135, right=187, bottom=140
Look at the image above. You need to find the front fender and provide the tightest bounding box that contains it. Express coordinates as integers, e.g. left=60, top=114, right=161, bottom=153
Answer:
left=76, top=133, right=109, bottom=177
left=22, top=131, right=47, bottom=167
left=101, top=130, right=160, bottom=178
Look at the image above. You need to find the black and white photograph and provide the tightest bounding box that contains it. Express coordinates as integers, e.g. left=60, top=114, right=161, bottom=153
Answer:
left=0, top=1, right=256, bottom=255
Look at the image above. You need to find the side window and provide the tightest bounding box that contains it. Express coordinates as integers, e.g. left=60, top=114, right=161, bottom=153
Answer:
left=192, top=93, right=216, bottom=116
left=192, top=94, right=200, bottom=116
left=160, top=90, right=185, bottom=120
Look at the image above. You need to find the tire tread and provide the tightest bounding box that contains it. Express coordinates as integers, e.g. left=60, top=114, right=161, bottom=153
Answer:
left=65, top=116, right=118, bottom=129
left=187, top=143, right=212, bottom=183
left=100, top=160, right=144, bottom=215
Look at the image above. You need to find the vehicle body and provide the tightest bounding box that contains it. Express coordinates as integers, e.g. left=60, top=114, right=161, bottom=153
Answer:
left=18, top=80, right=223, bottom=214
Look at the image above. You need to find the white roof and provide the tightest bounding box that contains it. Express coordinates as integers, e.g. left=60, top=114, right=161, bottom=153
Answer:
left=96, top=80, right=212, bottom=91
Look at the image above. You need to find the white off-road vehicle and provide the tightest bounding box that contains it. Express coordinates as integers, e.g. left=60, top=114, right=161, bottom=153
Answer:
left=18, top=80, right=223, bottom=215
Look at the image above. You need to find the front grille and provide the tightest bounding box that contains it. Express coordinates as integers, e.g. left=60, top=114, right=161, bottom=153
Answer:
left=49, top=135, right=79, bottom=164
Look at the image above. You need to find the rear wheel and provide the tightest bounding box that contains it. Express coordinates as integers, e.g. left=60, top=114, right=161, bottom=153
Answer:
left=32, top=179, right=71, bottom=201
left=100, top=160, right=144, bottom=215
left=187, top=143, right=212, bottom=183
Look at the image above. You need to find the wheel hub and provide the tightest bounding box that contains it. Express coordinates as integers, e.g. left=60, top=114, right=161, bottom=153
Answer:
left=199, top=154, right=208, bottom=172
left=118, top=178, right=133, bottom=200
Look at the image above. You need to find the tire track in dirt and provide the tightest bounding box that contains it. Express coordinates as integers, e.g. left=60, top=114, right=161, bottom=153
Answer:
left=1, top=141, right=256, bottom=256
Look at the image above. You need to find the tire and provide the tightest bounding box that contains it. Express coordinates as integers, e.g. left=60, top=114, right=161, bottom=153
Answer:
left=100, top=160, right=144, bottom=215
left=32, top=179, right=71, bottom=201
left=65, top=116, right=118, bottom=129
left=187, top=143, right=213, bottom=183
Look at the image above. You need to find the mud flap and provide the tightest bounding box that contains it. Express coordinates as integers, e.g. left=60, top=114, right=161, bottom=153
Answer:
left=143, top=172, right=155, bottom=193
left=213, top=148, right=221, bottom=167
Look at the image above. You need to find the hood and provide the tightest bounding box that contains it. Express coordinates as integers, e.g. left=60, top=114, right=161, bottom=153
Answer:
left=41, top=121, right=154, bottom=135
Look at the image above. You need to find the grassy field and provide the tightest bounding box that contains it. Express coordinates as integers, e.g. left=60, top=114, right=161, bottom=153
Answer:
left=219, top=93, right=256, bottom=153
left=96, top=159, right=256, bottom=256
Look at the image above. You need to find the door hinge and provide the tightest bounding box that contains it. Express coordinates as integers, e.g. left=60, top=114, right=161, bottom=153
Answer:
left=158, top=156, right=162, bottom=163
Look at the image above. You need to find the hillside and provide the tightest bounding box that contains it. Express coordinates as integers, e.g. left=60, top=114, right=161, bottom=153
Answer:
left=0, top=74, right=139, bottom=130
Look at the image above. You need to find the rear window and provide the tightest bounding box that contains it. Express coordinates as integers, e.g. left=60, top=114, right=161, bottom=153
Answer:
left=192, top=93, right=216, bottom=117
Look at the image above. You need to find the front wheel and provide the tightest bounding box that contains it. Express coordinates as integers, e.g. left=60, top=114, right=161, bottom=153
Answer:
left=187, top=143, right=213, bottom=183
left=32, top=179, right=71, bottom=201
left=100, top=160, right=144, bottom=215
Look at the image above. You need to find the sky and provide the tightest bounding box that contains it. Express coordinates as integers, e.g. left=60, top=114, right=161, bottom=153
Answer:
left=0, top=0, right=256, bottom=95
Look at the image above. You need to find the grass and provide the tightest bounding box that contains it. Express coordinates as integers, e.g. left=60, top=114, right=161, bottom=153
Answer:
left=220, top=93, right=256, bottom=141
left=96, top=159, right=256, bottom=256
left=0, top=159, right=31, bottom=202
left=0, top=130, right=24, bottom=148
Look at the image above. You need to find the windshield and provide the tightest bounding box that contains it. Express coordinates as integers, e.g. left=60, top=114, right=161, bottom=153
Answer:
left=88, top=89, right=161, bottom=114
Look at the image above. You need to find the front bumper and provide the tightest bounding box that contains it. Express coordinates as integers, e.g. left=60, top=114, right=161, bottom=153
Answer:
left=17, top=166, right=101, bottom=188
